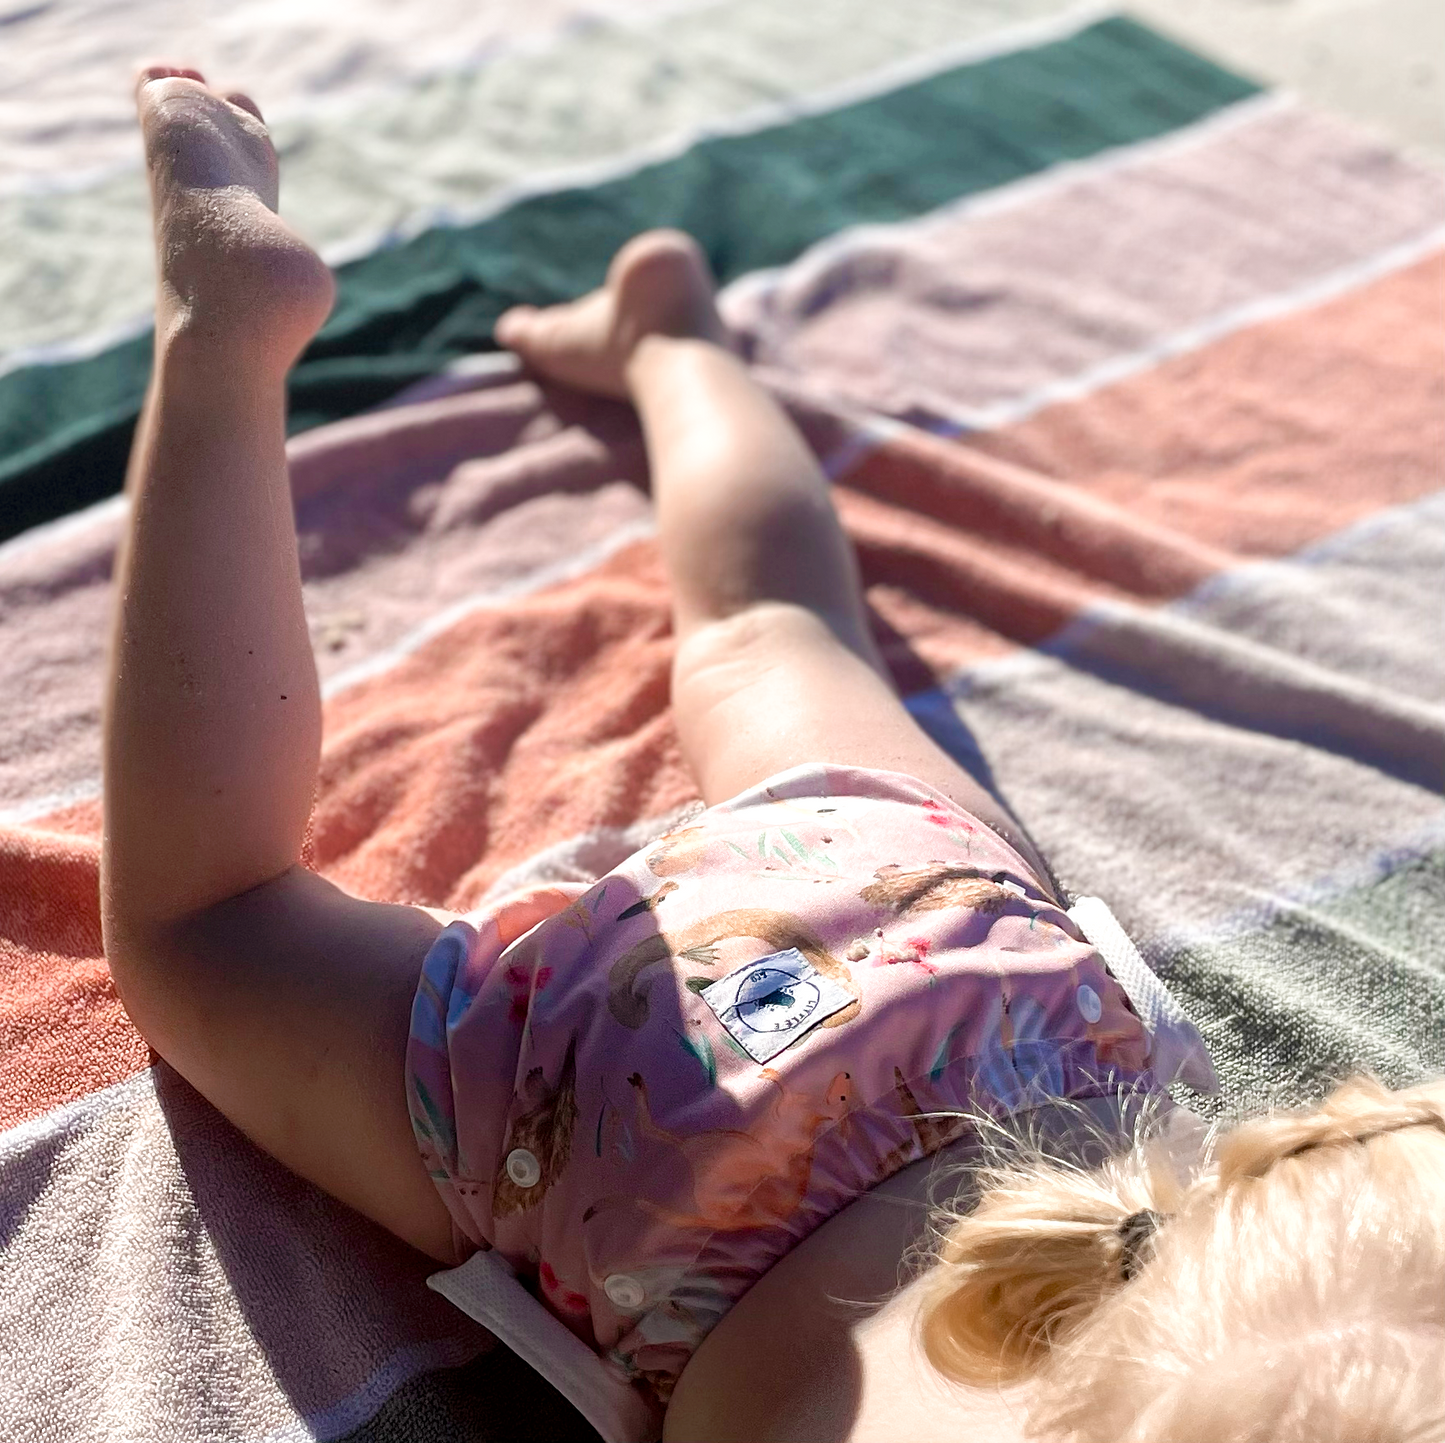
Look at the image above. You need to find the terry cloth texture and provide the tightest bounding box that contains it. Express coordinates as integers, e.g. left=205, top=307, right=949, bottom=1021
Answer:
left=1, top=1, right=1443, bottom=1439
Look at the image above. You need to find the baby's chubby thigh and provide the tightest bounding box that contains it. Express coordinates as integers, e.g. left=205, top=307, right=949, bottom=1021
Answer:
left=669, top=601, right=1057, bottom=893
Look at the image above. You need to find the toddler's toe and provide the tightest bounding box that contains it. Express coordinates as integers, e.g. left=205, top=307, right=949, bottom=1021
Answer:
left=494, top=306, right=538, bottom=349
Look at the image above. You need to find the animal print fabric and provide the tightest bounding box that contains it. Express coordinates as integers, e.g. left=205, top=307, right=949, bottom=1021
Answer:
left=405, top=764, right=1211, bottom=1403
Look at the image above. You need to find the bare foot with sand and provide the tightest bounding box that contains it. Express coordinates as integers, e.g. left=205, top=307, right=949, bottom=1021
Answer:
left=136, top=66, right=334, bottom=371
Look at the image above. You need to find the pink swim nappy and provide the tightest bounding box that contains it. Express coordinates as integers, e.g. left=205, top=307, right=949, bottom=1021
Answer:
left=406, top=764, right=1213, bottom=1408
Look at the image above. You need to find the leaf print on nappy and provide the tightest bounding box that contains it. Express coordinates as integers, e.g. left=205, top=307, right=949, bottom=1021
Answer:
left=757, top=788, right=873, bottom=845
left=671, top=1024, right=717, bottom=1085
left=606, top=908, right=860, bottom=1030
left=860, top=862, right=1016, bottom=917
left=725, top=827, right=840, bottom=874
left=493, top=1037, right=579, bottom=1218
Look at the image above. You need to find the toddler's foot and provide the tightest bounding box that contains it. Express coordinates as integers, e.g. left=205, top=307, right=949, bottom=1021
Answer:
left=136, top=67, right=334, bottom=372
left=495, top=230, right=728, bottom=400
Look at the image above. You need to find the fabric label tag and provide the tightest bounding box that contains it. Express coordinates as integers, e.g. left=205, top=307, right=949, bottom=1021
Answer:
left=700, top=947, right=854, bottom=1064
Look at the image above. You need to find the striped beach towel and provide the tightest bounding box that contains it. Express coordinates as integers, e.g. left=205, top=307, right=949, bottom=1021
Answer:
left=2, top=1, right=1442, bottom=1437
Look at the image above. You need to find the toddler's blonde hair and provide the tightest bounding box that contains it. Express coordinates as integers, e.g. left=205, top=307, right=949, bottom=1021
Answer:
left=918, top=1075, right=1445, bottom=1441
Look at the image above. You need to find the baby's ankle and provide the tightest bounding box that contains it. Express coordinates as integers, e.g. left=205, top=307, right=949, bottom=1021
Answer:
left=609, top=232, right=726, bottom=346
left=154, top=210, right=334, bottom=373
left=622, top=330, right=728, bottom=393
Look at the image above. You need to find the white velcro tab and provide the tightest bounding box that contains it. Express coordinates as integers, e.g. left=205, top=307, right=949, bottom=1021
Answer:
left=428, top=1250, right=659, bottom=1443
left=701, top=947, right=854, bottom=1064
left=1067, top=896, right=1220, bottom=1096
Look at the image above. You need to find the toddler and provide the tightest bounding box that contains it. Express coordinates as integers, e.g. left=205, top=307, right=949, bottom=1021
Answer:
left=102, top=70, right=1445, bottom=1442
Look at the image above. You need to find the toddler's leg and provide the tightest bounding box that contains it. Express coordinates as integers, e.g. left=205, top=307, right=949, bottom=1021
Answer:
left=498, top=234, right=1059, bottom=893
left=103, top=71, right=456, bottom=1260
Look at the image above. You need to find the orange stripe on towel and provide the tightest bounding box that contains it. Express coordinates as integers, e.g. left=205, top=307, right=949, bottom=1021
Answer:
left=833, top=252, right=1445, bottom=679
left=964, top=251, right=1445, bottom=555
left=0, top=827, right=149, bottom=1131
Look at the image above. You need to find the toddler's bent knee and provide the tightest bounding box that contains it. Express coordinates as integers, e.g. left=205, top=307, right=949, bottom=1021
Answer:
left=674, top=602, right=834, bottom=683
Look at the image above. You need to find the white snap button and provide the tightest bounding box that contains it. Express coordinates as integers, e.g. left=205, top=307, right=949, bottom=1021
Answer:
left=505, top=1147, right=541, bottom=1188
left=603, top=1273, right=646, bottom=1310
left=1076, top=984, right=1102, bottom=1024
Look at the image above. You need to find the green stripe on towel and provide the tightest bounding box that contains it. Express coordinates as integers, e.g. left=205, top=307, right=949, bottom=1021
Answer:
left=1163, top=848, right=1445, bottom=1118
left=0, top=15, right=1258, bottom=541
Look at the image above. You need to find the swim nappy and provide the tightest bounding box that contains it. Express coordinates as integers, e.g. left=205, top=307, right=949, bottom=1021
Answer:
left=406, top=763, right=1215, bottom=1420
